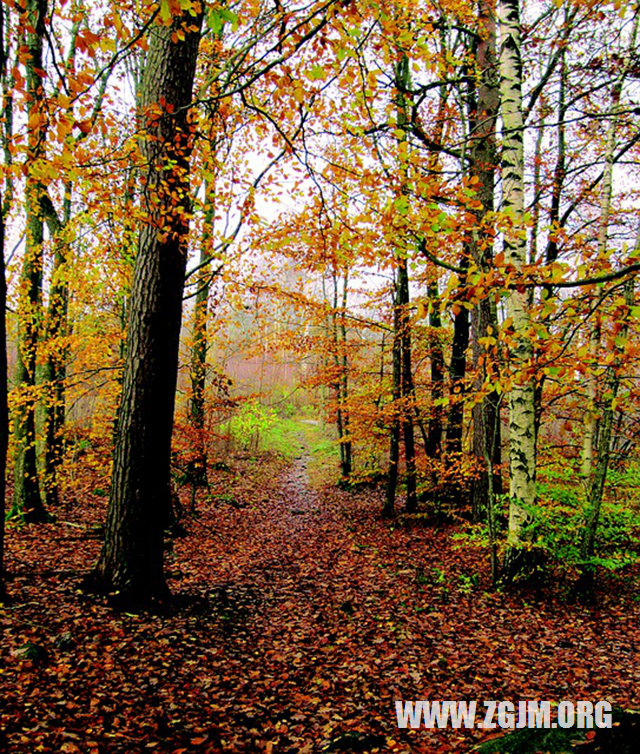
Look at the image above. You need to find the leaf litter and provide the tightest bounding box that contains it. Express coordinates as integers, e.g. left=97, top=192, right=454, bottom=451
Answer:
left=1, top=450, right=639, bottom=753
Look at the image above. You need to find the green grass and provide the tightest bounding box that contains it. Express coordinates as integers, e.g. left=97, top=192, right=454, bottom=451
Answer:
left=258, top=416, right=340, bottom=486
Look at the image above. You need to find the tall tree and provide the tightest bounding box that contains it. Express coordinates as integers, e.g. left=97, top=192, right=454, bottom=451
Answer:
left=87, top=5, right=203, bottom=605
left=500, top=0, right=537, bottom=578
left=384, top=51, right=417, bottom=515
left=188, top=176, right=216, bottom=504
left=11, top=0, right=48, bottom=522
left=0, top=2, right=6, bottom=599
left=331, top=267, right=352, bottom=479
left=579, top=275, right=635, bottom=598
left=468, top=0, right=502, bottom=522
left=0, top=187, right=6, bottom=601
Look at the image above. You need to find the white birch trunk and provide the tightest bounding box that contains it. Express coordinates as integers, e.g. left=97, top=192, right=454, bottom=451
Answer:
left=499, top=0, right=537, bottom=563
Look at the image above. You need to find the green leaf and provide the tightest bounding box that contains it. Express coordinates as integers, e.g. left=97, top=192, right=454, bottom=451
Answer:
left=307, top=65, right=326, bottom=81
left=207, top=7, right=238, bottom=36
left=159, top=0, right=172, bottom=24
left=207, top=8, right=223, bottom=34
left=393, top=195, right=409, bottom=215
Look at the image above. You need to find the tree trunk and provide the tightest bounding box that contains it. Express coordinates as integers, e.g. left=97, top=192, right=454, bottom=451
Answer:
left=446, top=255, right=469, bottom=455
left=576, top=17, right=638, bottom=594
left=0, top=0, right=12, bottom=599
left=398, top=256, right=417, bottom=512
left=578, top=277, right=634, bottom=598
left=387, top=52, right=417, bottom=513
left=40, top=183, right=72, bottom=508
left=0, top=195, right=6, bottom=600
left=465, top=0, right=503, bottom=521
left=331, top=269, right=352, bottom=479
left=500, top=0, right=537, bottom=579
left=339, top=272, right=352, bottom=477
left=0, top=118, right=6, bottom=599
left=87, top=9, right=203, bottom=606
left=188, top=178, right=215, bottom=504
left=383, top=291, right=402, bottom=518
left=11, top=0, right=48, bottom=523
left=580, top=87, right=619, bottom=480
left=425, top=279, right=443, bottom=460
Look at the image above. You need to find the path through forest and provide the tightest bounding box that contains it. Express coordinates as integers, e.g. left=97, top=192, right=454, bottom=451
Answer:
left=1, top=445, right=640, bottom=753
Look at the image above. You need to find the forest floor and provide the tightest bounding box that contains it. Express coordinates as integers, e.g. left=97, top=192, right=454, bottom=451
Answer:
left=1, top=435, right=640, bottom=753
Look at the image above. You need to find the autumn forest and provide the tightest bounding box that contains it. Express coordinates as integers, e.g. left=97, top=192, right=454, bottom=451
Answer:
left=1, top=0, right=640, bottom=751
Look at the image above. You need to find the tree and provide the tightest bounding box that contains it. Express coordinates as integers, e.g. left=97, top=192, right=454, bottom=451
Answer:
left=11, top=0, right=48, bottom=522
left=87, top=5, right=203, bottom=605
left=330, top=266, right=353, bottom=479
left=0, top=0, right=10, bottom=600
left=467, top=0, right=503, bottom=522
left=187, top=174, right=217, bottom=507
left=0, top=188, right=6, bottom=601
left=500, top=0, right=537, bottom=579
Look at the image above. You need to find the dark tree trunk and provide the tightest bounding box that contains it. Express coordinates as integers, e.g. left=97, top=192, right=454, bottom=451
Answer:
left=1, top=1, right=10, bottom=599
left=11, top=0, right=48, bottom=523
left=87, top=9, right=203, bottom=606
left=466, top=0, right=502, bottom=520
left=41, top=183, right=71, bottom=508
left=0, top=171, right=7, bottom=602
left=425, top=279, right=444, bottom=459
left=398, top=258, right=416, bottom=512
left=339, top=274, right=352, bottom=477
left=471, top=299, right=503, bottom=521
left=446, top=256, right=470, bottom=454
left=331, top=270, right=352, bottom=479
left=383, top=301, right=402, bottom=518
left=383, top=258, right=416, bottom=515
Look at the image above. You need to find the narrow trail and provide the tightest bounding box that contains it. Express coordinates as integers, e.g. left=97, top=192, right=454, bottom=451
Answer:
left=2, top=447, right=640, bottom=753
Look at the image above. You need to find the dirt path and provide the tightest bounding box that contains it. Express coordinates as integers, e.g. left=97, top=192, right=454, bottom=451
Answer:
left=2, top=451, right=640, bottom=753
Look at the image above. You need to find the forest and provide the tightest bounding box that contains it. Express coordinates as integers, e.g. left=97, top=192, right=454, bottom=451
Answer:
left=1, top=0, right=640, bottom=751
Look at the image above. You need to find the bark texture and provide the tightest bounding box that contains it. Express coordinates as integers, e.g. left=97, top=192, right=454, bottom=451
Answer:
left=0, top=200, right=6, bottom=599
left=466, top=0, right=503, bottom=520
left=499, top=0, right=537, bottom=576
left=89, top=10, right=202, bottom=604
left=0, top=149, right=6, bottom=601
left=332, top=270, right=352, bottom=479
left=12, top=0, right=47, bottom=522
left=40, top=186, right=71, bottom=508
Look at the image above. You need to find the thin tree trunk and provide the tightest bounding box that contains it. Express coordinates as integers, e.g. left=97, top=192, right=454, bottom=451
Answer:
left=87, top=8, right=203, bottom=606
left=446, top=255, right=469, bottom=455
left=388, top=52, right=417, bottom=513
left=0, top=163, right=6, bottom=602
left=398, top=256, right=416, bottom=512
left=530, top=108, right=548, bottom=456
left=39, top=20, right=83, bottom=508
left=331, top=269, right=351, bottom=478
left=580, top=95, right=618, bottom=480
left=339, top=271, right=352, bottom=477
left=383, top=286, right=402, bottom=518
left=0, top=194, right=6, bottom=600
left=425, top=279, right=444, bottom=459
left=578, top=277, right=634, bottom=598
left=0, top=0, right=10, bottom=599
left=188, top=178, right=215, bottom=504
left=576, top=18, right=638, bottom=594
